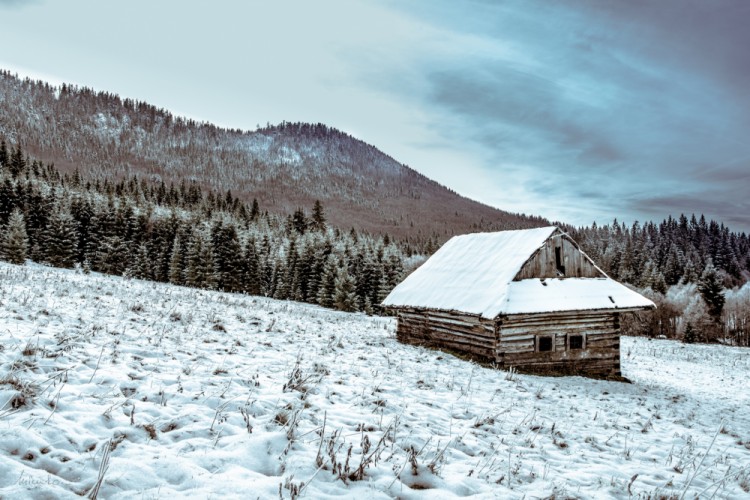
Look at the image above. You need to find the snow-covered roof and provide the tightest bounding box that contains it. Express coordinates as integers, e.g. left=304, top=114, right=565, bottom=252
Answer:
left=504, top=278, right=654, bottom=315
left=382, top=226, right=654, bottom=318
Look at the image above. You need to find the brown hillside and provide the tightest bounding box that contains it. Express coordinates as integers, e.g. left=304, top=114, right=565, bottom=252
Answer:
left=0, top=70, right=547, bottom=240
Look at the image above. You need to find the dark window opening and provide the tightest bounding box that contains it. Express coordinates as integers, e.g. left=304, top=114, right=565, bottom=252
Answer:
left=569, top=335, right=584, bottom=350
left=537, top=336, right=553, bottom=352
left=555, top=246, right=566, bottom=275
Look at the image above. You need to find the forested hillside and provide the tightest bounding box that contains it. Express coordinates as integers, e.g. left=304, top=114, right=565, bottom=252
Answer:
left=0, top=70, right=545, bottom=239
left=0, top=139, right=416, bottom=315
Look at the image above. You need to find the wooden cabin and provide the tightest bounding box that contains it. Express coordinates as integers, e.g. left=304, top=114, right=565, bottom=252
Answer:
left=382, top=227, right=655, bottom=379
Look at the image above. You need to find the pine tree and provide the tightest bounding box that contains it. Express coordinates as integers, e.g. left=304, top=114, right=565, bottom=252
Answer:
left=1, top=209, right=28, bottom=264
left=9, top=143, right=26, bottom=178
left=43, top=210, right=78, bottom=268
left=241, top=238, right=261, bottom=295
left=333, top=266, right=357, bottom=312
left=682, top=259, right=699, bottom=283
left=185, top=234, right=205, bottom=287
left=95, top=235, right=128, bottom=275
left=310, top=200, right=326, bottom=232
left=185, top=233, right=217, bottom=289
left=0, top=139, right=8, bottom=170
left=250, top=198, right=260, bottom=220
left=316, top=256, right=337, bottom=308
left=698, top=259, right=725, bottom=319
left=0, top=178, right=17, bottom=226
left=211, top=221, right=243, bottom=292
left=129, top=243, right=152, bottom=280
left=278, top=239, right=300, bottom=300
left=70, top=197, right=94, bottom=263
left=291, top=208, right=307, bottom=234
left=168, top=234, right=185, bottom=285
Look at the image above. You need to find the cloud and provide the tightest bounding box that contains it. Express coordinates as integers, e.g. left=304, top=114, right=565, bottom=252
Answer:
left=373, top=0, right=750, bottom=231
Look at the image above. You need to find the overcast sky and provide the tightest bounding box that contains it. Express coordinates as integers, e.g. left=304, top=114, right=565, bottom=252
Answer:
left=2, top=0, right=749, bottom=231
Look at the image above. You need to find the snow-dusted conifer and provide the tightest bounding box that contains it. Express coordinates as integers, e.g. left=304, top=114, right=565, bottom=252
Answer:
left=0, top=139, right=8, bottom=169
left=316, top=256, right=337, bottom=308
left=44, top=210, right=77, bottom=268
left=185, top=232, right=217, bottom=289
left=310, top=200, right=326, bottom=232
left=242, top=237, right=261, bottom=295
left=333, top=266, right=357, bottom=312
left=1, top=208, right=28, bottom=264
left=168, top=235, right=184, bottom=285
left=698, top=259, right=725, bottom=319
left=129, top=243, right=152, bottom=280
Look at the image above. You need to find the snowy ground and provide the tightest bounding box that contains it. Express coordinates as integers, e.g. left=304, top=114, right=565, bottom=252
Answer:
left=0, top=262, right=749, bottom=499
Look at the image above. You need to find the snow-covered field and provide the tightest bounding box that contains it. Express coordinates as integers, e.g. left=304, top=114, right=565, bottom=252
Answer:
left=1, top=262, right=749, bottom=499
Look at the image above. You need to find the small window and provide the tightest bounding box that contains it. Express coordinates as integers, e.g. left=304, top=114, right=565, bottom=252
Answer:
left=568, top=334, right=584, bottom=350
left=537, top=336, right=553, bottom=352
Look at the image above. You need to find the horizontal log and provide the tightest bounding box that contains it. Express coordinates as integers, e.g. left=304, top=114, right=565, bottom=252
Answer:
left=399, top=328, right=495, bottom=350
left=502, top=358, right=620, bottom=371
left=426, top=326, right=494, bottom=344
left=398, top=308, right=484, bottom=324
left=500, top=349, right=619, bottom=363
left=400, top=311, right=495, bottom=331
left=397, top=322, right=493, bottom=343
left=422, top=309, right=494, bottom=325
left=500, top=317, right=615, bottom=329
left=500, top=316, right=614, bottom=327
left=499, top=326, right=617, bottom=337
left=398, top=317, right=495, bottom=339
left=398, top=320, right=496, bottom=343
left=501, top=310, right=618, bottom=322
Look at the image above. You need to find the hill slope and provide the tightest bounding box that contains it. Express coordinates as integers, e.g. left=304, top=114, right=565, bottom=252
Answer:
left=1, top=262, right=749, bottom=498
left=0, top=70, right=546, bottom=238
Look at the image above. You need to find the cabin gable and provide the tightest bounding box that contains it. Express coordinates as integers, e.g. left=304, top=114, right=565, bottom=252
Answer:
left=514, top=233, right=605, bottom=280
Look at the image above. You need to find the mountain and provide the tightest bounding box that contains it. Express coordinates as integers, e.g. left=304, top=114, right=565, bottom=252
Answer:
left=0, top=70, right=547, bottom=240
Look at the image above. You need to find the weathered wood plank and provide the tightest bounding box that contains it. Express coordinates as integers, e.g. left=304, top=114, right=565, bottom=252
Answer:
left=399, top=317, right=496, bottom=340
left=397, top=308, right=485, bottom=324
left=500, top=325, right=616, bottom=337
left=514, top=233, right=605, bottom=280
left=501, top=310, right=618, bottom=321
left=397, top=319, right=495, bottom=349
left=501, top=348, right=618, bottom=362
left=399, top=312, right=495, bottom=335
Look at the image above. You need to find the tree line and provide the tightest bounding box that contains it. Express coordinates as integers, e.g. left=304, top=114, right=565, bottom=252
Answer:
left=0, top=139, right=413, bottom=314
left=567, top=220, right=750, bottom=346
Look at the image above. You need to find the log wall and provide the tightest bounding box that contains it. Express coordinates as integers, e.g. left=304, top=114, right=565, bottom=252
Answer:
left=515, top=234, right=603, bottom=280
left=395, top=309, right=496, bottom=360
left=496, top=310, right=621, bottom=378
left=394, top=308, right=623, bottom=379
